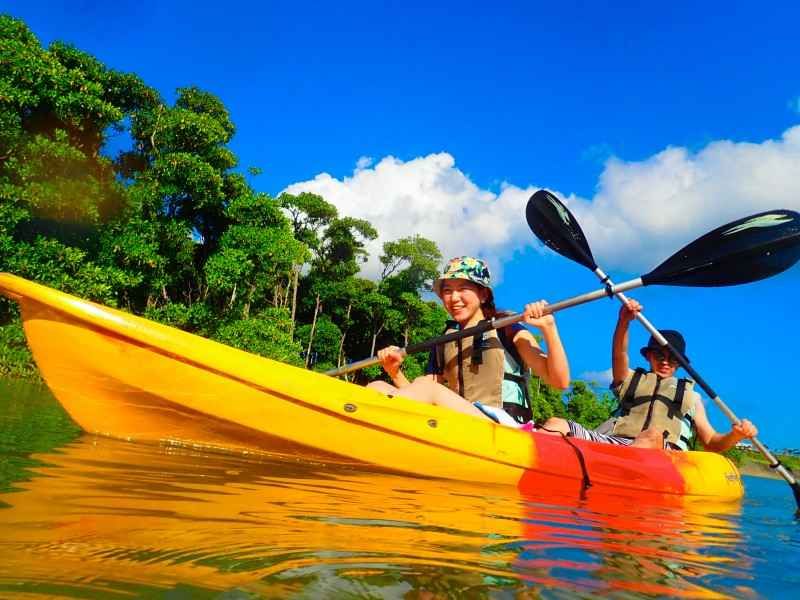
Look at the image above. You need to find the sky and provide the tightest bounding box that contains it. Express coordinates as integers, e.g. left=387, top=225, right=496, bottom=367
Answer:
left=5, top=1, right=800, bottom=449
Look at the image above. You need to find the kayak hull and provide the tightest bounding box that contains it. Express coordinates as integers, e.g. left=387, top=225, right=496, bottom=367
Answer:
left=0, top=273, right=744, bottom=501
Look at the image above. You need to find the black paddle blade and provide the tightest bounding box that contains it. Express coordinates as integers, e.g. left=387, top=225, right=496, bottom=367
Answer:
left=526, top=190, right=597, bottom=270
left=643, top=210, right=800, bottom=287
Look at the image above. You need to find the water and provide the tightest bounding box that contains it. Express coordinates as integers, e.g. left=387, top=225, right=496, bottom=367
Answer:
left=1, top=379, right=799, bottom=598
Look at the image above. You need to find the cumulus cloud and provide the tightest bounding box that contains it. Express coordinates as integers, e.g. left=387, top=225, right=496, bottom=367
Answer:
left=356, top=156, right=373, bottom=170
left=281, top=125, right=800, bottom=278
left=281, top=153, right=537, bottom=281
left=564, top=125, right=800, bottom=272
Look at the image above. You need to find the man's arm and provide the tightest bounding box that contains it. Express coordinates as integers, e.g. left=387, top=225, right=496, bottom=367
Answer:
left=692, top=397, right=759, bottom=452
left=612, top=298, right=641, bottom=384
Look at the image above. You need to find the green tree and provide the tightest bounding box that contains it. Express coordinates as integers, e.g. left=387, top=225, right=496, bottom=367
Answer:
left=528, top=376, right=567, bottom=423
left=564, top=380, right=616, bottom=429
left=0, top=317, right=38, bottom=380
left=313, top=217, right=378, bottom=280
left=295, top=315, right=342, bottom=372
left=0, top=16, right=311, bottom=373
left=278, top=192, right=338, bottom=253
left=212, top=307, right=303, bottom=367
left=206, top=193, right=307, bottom=317
left=379, top=235, right=442, bottom=293
left=0, top=16, right=156, bottom=306
left=4, top=14, right=600, bottom=397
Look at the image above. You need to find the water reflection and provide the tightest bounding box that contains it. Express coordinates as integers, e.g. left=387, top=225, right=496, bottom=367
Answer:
left=0, top=434, right=755, bottom=598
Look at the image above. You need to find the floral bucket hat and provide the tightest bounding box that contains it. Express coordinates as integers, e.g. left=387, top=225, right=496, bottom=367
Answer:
left=432, top=256, right=493, bottom=300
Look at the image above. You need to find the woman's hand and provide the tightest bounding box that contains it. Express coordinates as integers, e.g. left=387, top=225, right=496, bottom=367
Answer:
left=523, top=300, right=555, bottom=330
left=377, top=346, right=405, bottom=377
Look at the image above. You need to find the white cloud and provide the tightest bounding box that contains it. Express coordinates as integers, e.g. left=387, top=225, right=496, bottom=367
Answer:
left=580, top=368, right=613, bottom=387
left=281, top=125, right=800, bottom=278
left=281, top=153, right=537, bottom=282
left=563, top=125, right=800, bottom=272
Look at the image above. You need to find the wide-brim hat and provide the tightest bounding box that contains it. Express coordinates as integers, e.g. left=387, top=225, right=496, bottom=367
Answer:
left=432, top=256, right=494, bottom=302
left=640, top=329, right=689, bottom=363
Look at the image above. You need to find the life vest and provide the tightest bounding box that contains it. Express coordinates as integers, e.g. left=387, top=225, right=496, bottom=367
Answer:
left=433, top=320, right=532, bottom=423
left=611, top=368, right=696, bottom=450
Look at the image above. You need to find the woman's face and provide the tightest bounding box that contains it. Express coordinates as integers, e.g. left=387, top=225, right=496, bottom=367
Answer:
left=439, top=279, right=488, bottom=324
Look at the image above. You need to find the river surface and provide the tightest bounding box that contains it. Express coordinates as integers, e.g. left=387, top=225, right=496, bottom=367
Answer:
left=1, top=378, right=799, bottom=599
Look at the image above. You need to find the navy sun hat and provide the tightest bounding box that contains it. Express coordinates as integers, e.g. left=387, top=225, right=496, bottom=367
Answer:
left=640, top=329, right=689, bottom=363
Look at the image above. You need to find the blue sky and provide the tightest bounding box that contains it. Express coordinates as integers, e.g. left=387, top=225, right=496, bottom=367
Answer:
left=6, top=1, right=800, bottom=449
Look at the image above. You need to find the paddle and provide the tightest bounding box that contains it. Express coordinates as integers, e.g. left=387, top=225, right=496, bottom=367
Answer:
left=326, top=206, right=800, bottom=380
left=526, top=189, right=800, bottom=513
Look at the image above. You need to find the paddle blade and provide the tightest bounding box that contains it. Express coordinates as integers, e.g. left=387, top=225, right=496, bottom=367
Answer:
left=526, top=190, right=597, bottom=270
left=643, top=210, right=800, bottom=287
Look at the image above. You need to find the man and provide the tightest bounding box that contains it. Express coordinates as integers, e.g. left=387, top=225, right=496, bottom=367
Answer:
left=540, top=299, right=757, bottom=451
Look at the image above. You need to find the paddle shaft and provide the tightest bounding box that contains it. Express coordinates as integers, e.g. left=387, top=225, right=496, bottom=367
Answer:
left=592, top=266, right=800, bottom=497
left=325, top=277, right=644, bottom=377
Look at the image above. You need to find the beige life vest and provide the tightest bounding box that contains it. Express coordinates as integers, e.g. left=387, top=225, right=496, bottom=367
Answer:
left=439, top=326, right=507, bottom=408
left=611, top=368, right=696, bottom=447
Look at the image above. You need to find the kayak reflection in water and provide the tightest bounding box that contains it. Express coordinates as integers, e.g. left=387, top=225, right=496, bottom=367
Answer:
left=540, top=297, right=758, bottom=450
left=368, top=256, right=570, bottom=426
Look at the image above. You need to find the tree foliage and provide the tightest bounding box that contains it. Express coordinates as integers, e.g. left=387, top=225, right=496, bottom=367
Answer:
left=564, top=380, right=616, bottom=429
left=528, top=378, right=615, bottom=428
left=0, top=15, right=446, bottom=379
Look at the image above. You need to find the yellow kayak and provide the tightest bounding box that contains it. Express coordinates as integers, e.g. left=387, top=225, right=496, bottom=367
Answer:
left=0, top=273, right=744, bottom=501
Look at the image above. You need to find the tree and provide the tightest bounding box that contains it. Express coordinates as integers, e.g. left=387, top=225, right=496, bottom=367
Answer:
left=278, top=192, right=338, bottom=253
left=379, top=235, right=442, bottom=293
left=0, top=16, right=156, bottom=304
left=564, top=380, right=616, bottom=429
left=295, top=315, right=342, bottom=372
left=528, top=377, right=567, bottom=423
left=213, top=308, right=303, bottom=367
left=314, top=217, right=378, bottom=280
left=0, top=16, right=312, bottom=372
left=206, top=193, right=307, bottom=317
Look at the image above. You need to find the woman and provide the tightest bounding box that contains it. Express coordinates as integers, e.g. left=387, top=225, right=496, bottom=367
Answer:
left=368, top=256, right=570, bottom=425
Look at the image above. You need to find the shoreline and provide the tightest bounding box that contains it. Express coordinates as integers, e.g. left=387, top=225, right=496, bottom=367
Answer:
left=738, top=461, right=782, bottom=480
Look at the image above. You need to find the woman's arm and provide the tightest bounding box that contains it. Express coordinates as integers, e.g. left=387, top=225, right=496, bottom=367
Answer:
left=376, top=346, right=411, bottom=387
left=513, top=301, right=570, bottom=390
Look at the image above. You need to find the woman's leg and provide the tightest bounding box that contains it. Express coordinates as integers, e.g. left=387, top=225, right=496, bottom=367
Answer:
left=366, top=380, right=400, bottom=395
left=389, top=378, right=490, bottom=420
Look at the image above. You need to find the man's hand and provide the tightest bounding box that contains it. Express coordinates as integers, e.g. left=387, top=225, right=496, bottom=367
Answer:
left=618, top=298, right=642, bottom=324
left=731, top=419, right=758, bottom=441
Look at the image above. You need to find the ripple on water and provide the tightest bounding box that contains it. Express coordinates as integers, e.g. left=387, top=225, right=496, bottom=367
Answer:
left=2, top=433, right=789, bottom=598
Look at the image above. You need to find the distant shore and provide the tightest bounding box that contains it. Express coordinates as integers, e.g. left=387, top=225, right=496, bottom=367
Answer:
left=738, top=461, right=781, bottom=480
left=735, top=452, right=799, bottom=480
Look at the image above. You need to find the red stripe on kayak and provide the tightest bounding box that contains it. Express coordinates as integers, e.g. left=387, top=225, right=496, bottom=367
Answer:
left=517, top=431, right=687, bottom=497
